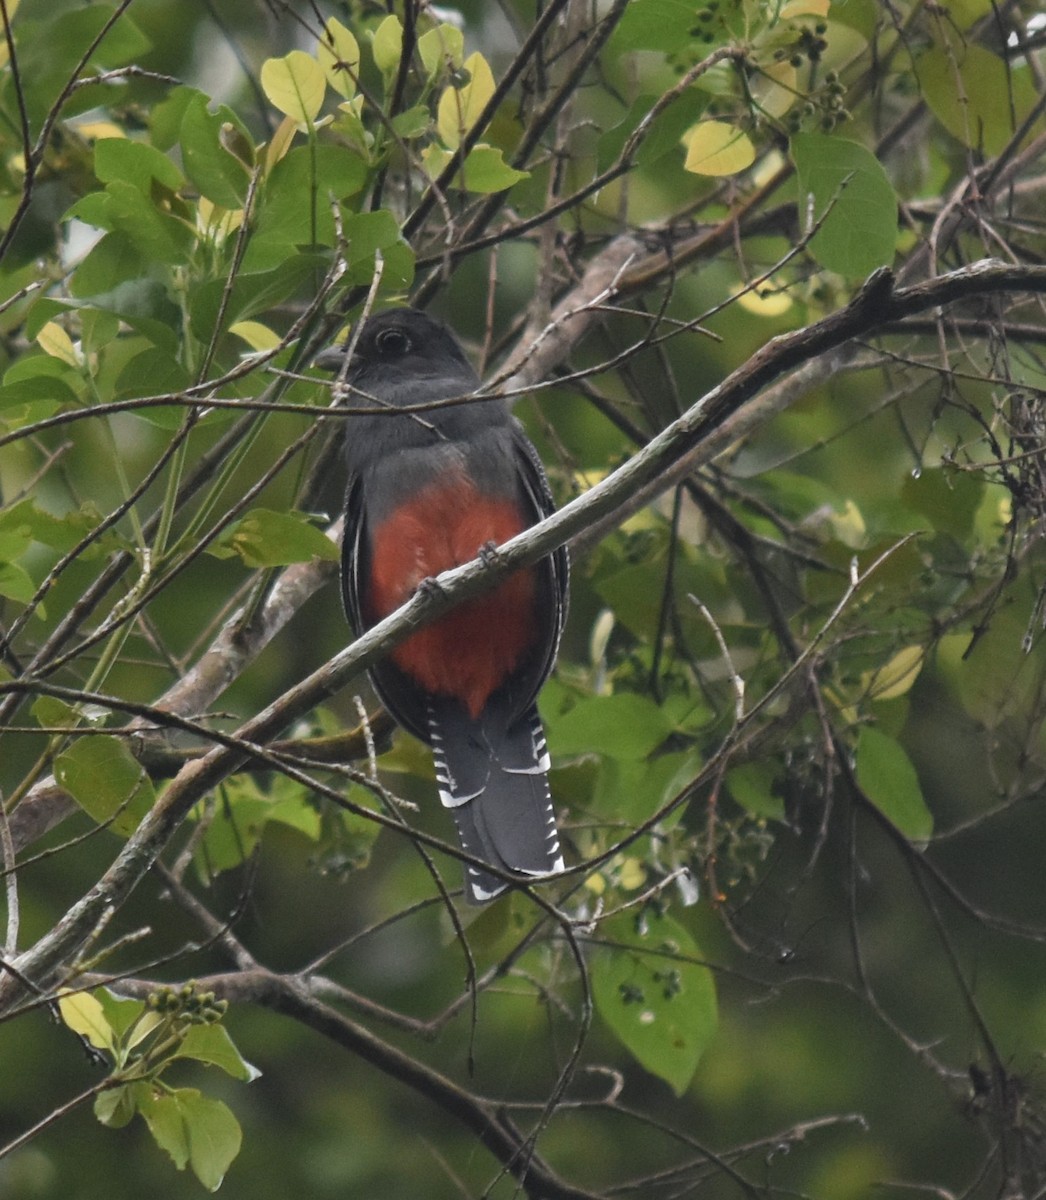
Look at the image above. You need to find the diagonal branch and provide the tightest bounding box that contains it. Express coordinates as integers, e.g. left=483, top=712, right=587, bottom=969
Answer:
left=4, top=257, right=1045, bottom=1010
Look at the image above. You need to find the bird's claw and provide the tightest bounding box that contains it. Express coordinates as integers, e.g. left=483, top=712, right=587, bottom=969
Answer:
left=416, top=575, right=446, bottom=600
left=478, top=540, right=501, bottom=567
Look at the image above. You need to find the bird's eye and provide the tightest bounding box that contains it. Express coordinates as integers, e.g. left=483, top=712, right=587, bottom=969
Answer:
left=374, top=328, right=412, bottom=358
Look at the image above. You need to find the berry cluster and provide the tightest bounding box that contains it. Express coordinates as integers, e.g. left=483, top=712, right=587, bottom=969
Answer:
left=689, top=1, right=724, bottom=43
left=772, top=20, right=830, bottom=68
left=147, top=981, right=229, bottom=1025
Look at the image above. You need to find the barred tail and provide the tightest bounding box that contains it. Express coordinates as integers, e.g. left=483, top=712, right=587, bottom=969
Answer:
left=428, top=698, right=564, bottom=903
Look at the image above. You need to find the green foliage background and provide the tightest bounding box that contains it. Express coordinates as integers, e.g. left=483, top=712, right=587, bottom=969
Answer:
left=1, top=1, right=1046, bottom=1197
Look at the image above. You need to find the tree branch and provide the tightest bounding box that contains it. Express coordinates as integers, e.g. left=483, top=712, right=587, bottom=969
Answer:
left=4, top=256, right=1044, bottom=1010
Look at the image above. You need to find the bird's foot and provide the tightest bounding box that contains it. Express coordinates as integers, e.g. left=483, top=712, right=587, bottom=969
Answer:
left=477, top=539, right=501, bottom=567
left=416, top=575, right=446, bottom=601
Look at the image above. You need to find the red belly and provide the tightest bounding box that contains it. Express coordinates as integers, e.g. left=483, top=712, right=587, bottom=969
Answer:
left=367, top=477, right=537, bottom=718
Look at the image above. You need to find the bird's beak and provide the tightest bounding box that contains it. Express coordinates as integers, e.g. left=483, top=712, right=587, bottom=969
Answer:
left=314, top=345, right=349, bottom=373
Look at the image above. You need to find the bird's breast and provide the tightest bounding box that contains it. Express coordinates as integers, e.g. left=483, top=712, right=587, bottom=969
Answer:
left=366, top=472, right=537, bottom=717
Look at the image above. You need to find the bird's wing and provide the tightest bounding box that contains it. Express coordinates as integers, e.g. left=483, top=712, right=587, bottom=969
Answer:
left=502, top=418, right=569, bottom=721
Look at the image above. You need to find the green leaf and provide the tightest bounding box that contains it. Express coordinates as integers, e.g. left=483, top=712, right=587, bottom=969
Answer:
left=0, top=522, right=31, bottom=564
left=915, top=43, right=1039, bottom=157
left=95, top=988, right=147, bottom=1042
left=461, top=145, right=528, bottom=193
left=245, top=144, right=367, bottom=267
left=94, top=138, right=184, bottom=193
left=592, top=912, right=718, bottom=1096
left=53, top=734, right=156, bottom=837
left=180, top=93, right=251, bottom=208
left=945, top=0, right=995, bottom=26
left=150, top=85, right=199, bottom=152
left=62, top=4, right=152, bottom=68
left=317, top=18, right=361, bottom=99
left=39, top=279, right=182, bottom=353
left=0, top=341, right=82, bottom=422
left=594, top=552, right=714, bottom=641
left=418, top=23, right=464, bottom=78
left=726, top=762, right=786, bottom=820
left=115, top=348, right=192, bottom=409
left=424, top=144, right=528, bottom=194
left=190, top=252, right=331, bottom=341
left=94, top=1083, right=139, bottom=1129
left=854, top=727, right=933, bottom=841
left=341, top=210, right=415, bottom=289
left=261, top=50, right=327, bottom=126
left=420, top=143, right=453, bottom=179
left=546, top=692, right=674, bottom=761
left=138, top=1088, right=191, bottom=1171
left=210, top=508, right=338, bottom=568
left=0, top=561, right=35, bottom=604
left=592, top=751, right=700, bottom=824
left=184, top=1091, right=243, bottom=1192
left=68, top=180, right=194, bottom=265
left=193, top=775, right=325, bottom=875
left=597, top=90, right=708, bottom=173
left=141, top=1089, right=241, bottom=1192
left=79, top=309, right=123, bottom=356
left=371, top=14, right=403, bottom=77
left=901, top=468, right=984, bottom=540
left=791, top=132, right=897, bottom=276
left=608, top=0, right=701, bottom=54
left=175, top=1025, right=261, bottom=1083
left=15, top=6, right=152, bottom=125
left=31, top=695, right=78, bottom=728
left=89, top=279, right=183, bottom=350
left=391, top=105, right=433, bottom=140
left=0, top=525, right=24, bottom=572
left=0, top=372, right=75, bottom=428
left=70, top=231, right=146, bottom=298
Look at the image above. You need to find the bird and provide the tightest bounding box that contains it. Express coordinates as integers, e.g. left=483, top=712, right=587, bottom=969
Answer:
left=315, top=308, right=568, bottom=903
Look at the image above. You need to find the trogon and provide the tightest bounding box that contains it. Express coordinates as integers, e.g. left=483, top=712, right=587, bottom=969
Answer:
left=315, top=309, right=568, bottom=903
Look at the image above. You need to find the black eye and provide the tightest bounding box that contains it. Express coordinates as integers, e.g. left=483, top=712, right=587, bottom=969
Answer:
left=374, top=328, right=412, bottom=358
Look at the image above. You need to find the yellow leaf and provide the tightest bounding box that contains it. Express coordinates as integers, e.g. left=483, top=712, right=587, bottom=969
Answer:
left=371, top=14, right=403, bottom=76
left=0, top=0, right=19, bottom=67
left=681, top=120, right=755, bottom=177
left=260, top=50, right=327, bottom=127
left=753, top=59, right=798, bottom=119
left=37, top=322, right=80, bottom=367
left=197, top=197, right=243, bottom=240
left=317, top=17, right=360, bottom=99
left=781, top=0, right=830, bottom=16
left=124, top=1009, right=164, bottom=1051
left=827, top=498, right=866, bottom=548
left=74, top=120, right=126, bottom=141
left=437, top=51, right=495, bottom=150
left=421, top=143, right=454, bottom=181
left=263, top=114, right=299, bottom=174
left=229, top=321, right=282, bottom=352
left=58, top=991, right=114, bottom=1052
left=585, top=872, right=606, bottom=896
left=866, top=645, right=925, bottom=702
left=735, top=286, right=793, bottom=317
left=418, top=23, right=464, bottom=78
left=619, top=857, right=647, bottom=891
